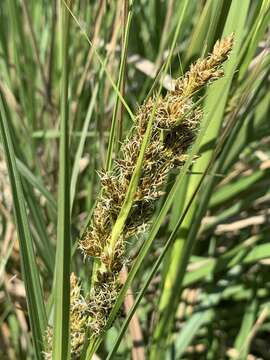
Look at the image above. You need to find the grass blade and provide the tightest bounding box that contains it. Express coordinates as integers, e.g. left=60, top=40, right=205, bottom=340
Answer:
left=0, top=93, right=47, bottom=359
left=105, top=0, right=133, bottom=171
left=52, top=1, right=72, bottom=358
left=70, top=84, right=99, bottom=212
left=151, top=2, right=251, bottom=357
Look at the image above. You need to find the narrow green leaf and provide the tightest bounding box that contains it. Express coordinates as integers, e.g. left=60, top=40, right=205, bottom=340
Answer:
left=184, top=0, right=225, bottom=64
left=238, top=0, right=270, bottom=79
left=70, top=84, right=99, bottom=211
left=105, top=1, right=133, bottom=171
left=151, top=1, right=251, bottom=357
left=175, top=309, right=214, bottom=358
left=183, top=232, right=268, bottom=286
left=233, top=298, right=258, bottom=359
left=209, top=169, right=270, bottom=208
left=0, top=94, right=46, bottom=359
left=52, top=1, right=71, bottom=358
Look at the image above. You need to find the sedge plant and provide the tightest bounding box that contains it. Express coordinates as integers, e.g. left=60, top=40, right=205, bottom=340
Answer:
left=0, top=1, right=270, bottom=360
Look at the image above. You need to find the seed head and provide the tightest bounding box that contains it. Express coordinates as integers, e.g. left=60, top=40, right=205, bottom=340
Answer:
left=79, top=35, right=234, bottom=335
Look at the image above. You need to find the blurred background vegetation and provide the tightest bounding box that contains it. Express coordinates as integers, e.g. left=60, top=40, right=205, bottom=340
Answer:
left=0, top=0, right=270, bottom=359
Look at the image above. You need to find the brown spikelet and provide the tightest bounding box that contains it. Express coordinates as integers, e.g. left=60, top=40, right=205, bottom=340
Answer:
left=43, top=327, right=53, bottom=360
left=79, top=35, right=234, bottom=335
left=174, top=33, right=234, bottom=98
left=43, top=273, right=88, bottom=359
left=87, top=270, right=121, bottom=336
left=69, top=273, right=88, bottom=357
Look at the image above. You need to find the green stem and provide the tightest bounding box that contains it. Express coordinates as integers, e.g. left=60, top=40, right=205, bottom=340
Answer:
left=52, top=1, right=72, bottom=359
